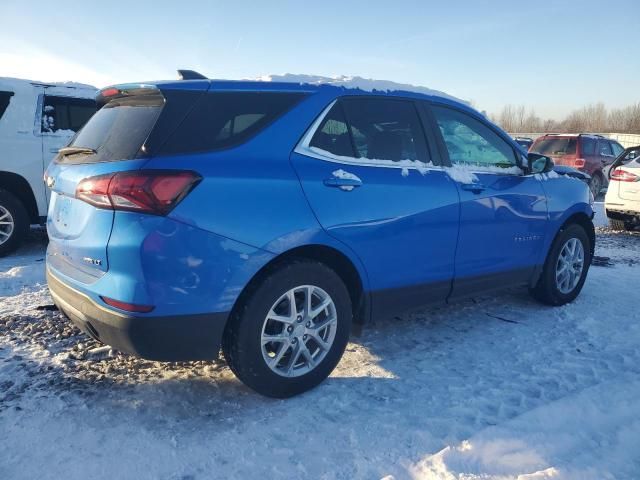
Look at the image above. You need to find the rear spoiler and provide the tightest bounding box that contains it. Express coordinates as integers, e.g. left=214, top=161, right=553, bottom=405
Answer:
left=177, top=69, right=207, bottom=80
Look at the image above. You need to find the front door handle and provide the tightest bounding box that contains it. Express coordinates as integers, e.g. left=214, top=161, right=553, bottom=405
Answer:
left=461, top=183, right=486, bottom=193
left=323, top=177, right=362, bottom=191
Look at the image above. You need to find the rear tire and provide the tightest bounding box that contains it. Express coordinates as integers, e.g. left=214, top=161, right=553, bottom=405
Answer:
left=589, top=173, right=603, bottom=198
left=222, top=260, right=352, bottom=398
left=530, top=224, right=591, bottom=306
left=0, top=190, right=29, bottom=257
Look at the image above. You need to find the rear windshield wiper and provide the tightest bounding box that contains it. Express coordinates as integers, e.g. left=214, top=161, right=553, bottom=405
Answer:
left=58, top=146, right=97, bottom=156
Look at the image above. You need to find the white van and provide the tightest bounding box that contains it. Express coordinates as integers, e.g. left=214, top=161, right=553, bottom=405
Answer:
left=0, top=78, right=97, bottom=255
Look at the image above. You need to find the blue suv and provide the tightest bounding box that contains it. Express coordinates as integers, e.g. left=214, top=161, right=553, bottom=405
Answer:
left=45, top=74, right=594, bottom=397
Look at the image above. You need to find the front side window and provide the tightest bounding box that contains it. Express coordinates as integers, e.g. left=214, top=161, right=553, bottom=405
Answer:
left=0, top=91, right=13, bottom=121
left=431, top=105, right=516, bottom=168
left=341, top=98, right=429, bottom=163
left=41, top=95, right=96, bottom=133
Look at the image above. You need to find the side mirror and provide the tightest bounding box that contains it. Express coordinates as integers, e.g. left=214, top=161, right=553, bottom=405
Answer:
left=528, top=153, right=554, bottom=174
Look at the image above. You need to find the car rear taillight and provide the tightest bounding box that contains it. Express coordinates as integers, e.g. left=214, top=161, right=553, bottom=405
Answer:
left=76, top=171, right=201, bottom=215
left=610, top=168, right=639, bottom=182
left=573, top=158, right=586, bottom=168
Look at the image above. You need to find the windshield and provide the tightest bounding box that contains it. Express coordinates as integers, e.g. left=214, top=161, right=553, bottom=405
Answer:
left=58, top=95, right=163, bottom=164
left=532, top=137, right=577, bottom=156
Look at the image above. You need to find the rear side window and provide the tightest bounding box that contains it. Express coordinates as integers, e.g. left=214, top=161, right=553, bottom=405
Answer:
left=611, top=142, right=624, bottom=156
left=581, top=137, right=595, bottom=155
left=158, top=92, right=307, bottom=155
left=532, top=137, right=577, bottom=156
left=0, top=91, right=13, bottom=120
left=341, top=98, right=429, bottom=163
left=598, top=140, right=613, bottom=156
left=42, top=95, right=96, bottom=133
left=431, top=105, right=516, bottom=167
left=62, top=95, right=163, bottom=163
left=309, top=102, right=354, bottom=157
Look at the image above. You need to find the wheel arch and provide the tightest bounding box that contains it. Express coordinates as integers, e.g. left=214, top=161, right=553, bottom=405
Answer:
left=227, top=244, right=370, bottom=331
left=531, top=211, right=595, bottom=288
left=560, top=212, right=595, bottom=257
left=0, top=171, right=39, bottom=224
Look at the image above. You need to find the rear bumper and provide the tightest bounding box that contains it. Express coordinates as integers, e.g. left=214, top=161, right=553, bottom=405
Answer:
left=606, top=208, right=640, bottom=222
left=47, top=269, right=228, bottom=361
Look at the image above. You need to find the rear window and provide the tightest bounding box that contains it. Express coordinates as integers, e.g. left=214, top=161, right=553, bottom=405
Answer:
left=157, top=91, right=307, bottom=155
left=0, top=91, right=14, bottom=121
left=532, top=137, right=577, bottom=156
left=60, top=95, right=163, bottom=164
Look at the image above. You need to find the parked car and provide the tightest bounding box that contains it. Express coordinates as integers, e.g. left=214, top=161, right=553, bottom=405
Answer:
left=514, top=136, right=534, bottom=150
left=530, top=134, right=624, bottom=197
left=45, top=73, right=595, bottom=397
left=0, top=78, right=96, bottom=255
left=605, top=145, right=640, bottom=231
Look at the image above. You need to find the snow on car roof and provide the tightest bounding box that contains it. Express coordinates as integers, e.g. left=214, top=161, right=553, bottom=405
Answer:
left=256, top=73, right=466, bottom=103
left=0, top=76, right=96, bottom=91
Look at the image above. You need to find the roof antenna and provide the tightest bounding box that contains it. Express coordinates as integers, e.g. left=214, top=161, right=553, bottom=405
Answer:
left=177, top=69, right=207, bottom=80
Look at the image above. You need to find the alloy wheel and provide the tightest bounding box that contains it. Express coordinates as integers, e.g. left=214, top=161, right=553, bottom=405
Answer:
left=0, top=206, right=15, bottom=246
left=555, top=237, right=584, bottom=294
left=261, top=285, right=337, bottom=377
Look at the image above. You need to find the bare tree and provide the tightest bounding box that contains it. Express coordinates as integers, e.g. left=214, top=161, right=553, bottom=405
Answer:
left=491, top=102, right=640, bottom=134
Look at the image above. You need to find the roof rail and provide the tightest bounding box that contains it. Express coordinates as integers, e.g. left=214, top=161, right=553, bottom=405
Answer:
left=177, top=69, right=208, bottom=80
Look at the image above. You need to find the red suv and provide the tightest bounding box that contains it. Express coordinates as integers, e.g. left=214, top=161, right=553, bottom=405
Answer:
left=530, top=134, right=624, bottom=196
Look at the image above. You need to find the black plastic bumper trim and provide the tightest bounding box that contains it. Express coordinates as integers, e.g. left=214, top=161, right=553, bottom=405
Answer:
left=47, top=269, right=228, bottom=361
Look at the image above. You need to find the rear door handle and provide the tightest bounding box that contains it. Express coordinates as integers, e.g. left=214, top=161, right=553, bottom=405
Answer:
left=323, top=177, right=362, bottom=191
left=461, top=183, right=486, bottom=193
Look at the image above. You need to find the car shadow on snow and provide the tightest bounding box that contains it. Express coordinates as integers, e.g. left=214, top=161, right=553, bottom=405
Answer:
left=4, top=285, right=622, bottom=438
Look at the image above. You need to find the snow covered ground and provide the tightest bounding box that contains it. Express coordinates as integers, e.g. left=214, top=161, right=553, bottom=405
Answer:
left=1, top=208, right=639, bottom=480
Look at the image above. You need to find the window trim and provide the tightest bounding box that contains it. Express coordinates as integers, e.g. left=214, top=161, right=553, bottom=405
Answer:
left=424, top=101, right=525, bottom=176
left=294, top=96, right=443, bottom=172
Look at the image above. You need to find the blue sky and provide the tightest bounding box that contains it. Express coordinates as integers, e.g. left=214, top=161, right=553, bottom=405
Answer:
left=1, top=0, right=638, bottom=119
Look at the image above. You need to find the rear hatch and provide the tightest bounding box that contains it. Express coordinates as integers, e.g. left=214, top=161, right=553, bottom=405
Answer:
left=531, top=136, right=578, bottom=168
left=46, top=85, right=167, bottom=281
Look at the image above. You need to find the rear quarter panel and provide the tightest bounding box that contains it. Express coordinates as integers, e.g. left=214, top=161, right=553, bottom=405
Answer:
left=143, top=88, right=372, bottom=309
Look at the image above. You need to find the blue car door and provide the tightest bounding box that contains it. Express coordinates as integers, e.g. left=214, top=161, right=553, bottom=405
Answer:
left=290, top=96, right=460, bottom=319
left=425, top=103, right=548, bottom=298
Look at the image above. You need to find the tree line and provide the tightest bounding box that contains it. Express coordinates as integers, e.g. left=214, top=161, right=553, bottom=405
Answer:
left=489, top=102, right=640, bottom=134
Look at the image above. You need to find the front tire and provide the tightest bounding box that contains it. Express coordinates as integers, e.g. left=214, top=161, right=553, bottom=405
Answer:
left=222, top=260, right=352, bottom=398
left=0, top=190, right=29, bottom=257
left=530, top=224, right=591, bottom=306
